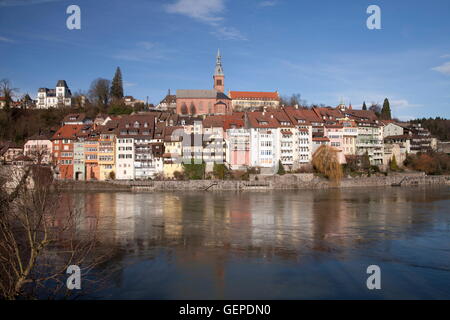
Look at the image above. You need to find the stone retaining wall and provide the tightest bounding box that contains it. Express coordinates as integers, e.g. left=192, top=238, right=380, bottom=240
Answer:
left=58, top=173, right=450, bottom=192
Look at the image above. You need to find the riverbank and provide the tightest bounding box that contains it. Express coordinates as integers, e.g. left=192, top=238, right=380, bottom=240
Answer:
left=57, top=172, right=450, bottom=192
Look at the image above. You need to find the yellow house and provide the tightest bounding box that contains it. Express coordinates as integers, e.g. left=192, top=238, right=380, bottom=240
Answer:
left=98, top=123, right=117, bottom=180
left=163, top=126, right=184, bottom=179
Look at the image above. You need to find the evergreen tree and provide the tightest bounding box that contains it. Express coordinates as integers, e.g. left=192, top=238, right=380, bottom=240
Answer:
left=277, top=160, right=286, bottom=175
left=381, top=98, right=392, bottom=120
left=362, top=101, right=367, bottom=110
left=111, top=67, right=124, bottom=99
left=389, top=155, right=399, bottom=171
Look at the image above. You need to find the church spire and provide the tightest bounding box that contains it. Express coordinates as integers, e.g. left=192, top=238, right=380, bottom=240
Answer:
left=213, top=49, right=225, bottom=92
left=215, top=48, right=224, bottom=76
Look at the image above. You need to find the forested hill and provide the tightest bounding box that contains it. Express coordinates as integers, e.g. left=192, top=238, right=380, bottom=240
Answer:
left=410, top=117, right=450, bottom=141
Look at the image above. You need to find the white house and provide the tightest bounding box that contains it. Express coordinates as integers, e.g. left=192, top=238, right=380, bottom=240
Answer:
left=115, top=137, right=135, bottom=180
left=24, top=135, right=53, bottom=164
left=383, top=122, right=404, bottom=138
left=37, top=80, right=72, bottom=109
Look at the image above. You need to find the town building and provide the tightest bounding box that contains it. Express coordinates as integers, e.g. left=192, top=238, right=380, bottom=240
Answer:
left=162, top=126, right=184, bottom=178
left=176, top=50, right=232, bottom=115
left=115, top=114, right=161, bottom=180
left=37, top=80, right=72, bottom=109
left=225, top=123, right=250, bottom=170
left=62, top=113, right=92, bottom=125
left=73, top=141, right=85, bottom=180
left=383, top=122, right=404, bottom=138
left=355, top=121, right=384, bottom=165
left=84, top=138, right=100, bottom=181
left=312, top=137, right=330, bottom=154
left=51, top=124, right=85, bottom=179
left=282, top=107, right=313, bottom=165
left=0, top=142, right=23, bottom=164
left=383, top=135, right=411, bottom=168
left=0, top=96, right=6, bottom=109
left=24, top=134, right=53, bottom=164
left=156, top=90, right=177, bottom=112
left=402, top=123, right=434, bottom=153
left=229, top=91, right=280, bottom=111
left=246, top=112, right=281, bottom=172
left=98, top=122, right=118, bottom=180
left=124, top=96, right=145, bottom=107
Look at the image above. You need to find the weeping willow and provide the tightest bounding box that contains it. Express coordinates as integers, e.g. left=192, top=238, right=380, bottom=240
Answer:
left=312, top=145, right=343, bottom=185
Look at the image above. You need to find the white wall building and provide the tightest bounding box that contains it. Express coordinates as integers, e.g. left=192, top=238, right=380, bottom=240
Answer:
left=37, top=80, right=72, bottom=109
left=383, top=123, right=404, bottom=138
left=115, top=138, right=135, bottom=180
left=24, top=135, right=52, bottom=164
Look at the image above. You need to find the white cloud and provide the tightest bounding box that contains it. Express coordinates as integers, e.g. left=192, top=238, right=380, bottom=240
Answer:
left=0, top=36, right=14, bottom=42
left=113, top=42, right=172, bottom=62
left=124, top=81, right=136, bottom=88
left=440, top=54, right=450, bottom=58
left=211, top=27, right=247, bottom=41
left=165, top=0, right=225, bottom=25
left=390, top=99, right=422, bottom=109
left=259, top=1, right=278, bottom=7
left=165, top=0, right=247, bottom=41
left=432, top=62, right=450, bottom=75
left=0, top=0, right=60, bottom=6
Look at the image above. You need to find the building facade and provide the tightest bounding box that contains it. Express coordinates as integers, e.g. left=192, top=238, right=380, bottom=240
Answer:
left=37, top=80, right=72, bottom=109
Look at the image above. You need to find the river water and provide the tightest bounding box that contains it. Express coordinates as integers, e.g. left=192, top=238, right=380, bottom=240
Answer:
left=69, top=186, right=450, bottom=299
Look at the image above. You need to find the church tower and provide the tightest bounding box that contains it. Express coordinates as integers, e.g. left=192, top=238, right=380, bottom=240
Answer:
left=213, top=49, right=224, bottom=92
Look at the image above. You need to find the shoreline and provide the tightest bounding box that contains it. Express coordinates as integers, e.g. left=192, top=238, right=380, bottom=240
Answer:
left=56, top=173, right=450, bottom=192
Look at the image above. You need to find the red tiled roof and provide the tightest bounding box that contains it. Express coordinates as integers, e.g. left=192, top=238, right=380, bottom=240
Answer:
left=223, top=119, right=244, bottom=130
left=52, top=125, right=84, bottom=140
left=203, top=115, right=226, bottom=128
left=344, top=109, right=378, bottom=122
left=313, top=137, right=330, bottom=141
left=283, top=106, right=322, bottom=124
left=229, top=91, right=279, bottom=100
left=313, top=107, right=343, bottom=119
left=246, top=112, right=280, bottom=128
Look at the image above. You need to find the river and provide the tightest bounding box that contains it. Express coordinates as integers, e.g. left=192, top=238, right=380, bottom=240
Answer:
left=67, top=185, right=450, bottom=299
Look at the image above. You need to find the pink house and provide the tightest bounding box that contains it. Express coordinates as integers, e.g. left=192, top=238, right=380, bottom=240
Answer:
left=223, top=117, right=250, bottom=169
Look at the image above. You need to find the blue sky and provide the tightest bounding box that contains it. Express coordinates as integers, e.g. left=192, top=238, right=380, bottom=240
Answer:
left=0, top=0, right=449, bottom=120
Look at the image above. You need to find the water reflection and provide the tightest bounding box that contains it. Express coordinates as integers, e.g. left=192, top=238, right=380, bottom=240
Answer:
left=65, top=186, right=450, bottom=299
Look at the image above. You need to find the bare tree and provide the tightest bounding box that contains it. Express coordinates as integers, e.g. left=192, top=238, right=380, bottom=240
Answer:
left=89, top=78, right=111, bottom=110
left=369, top=103, right=381, bottom=117
left=279, top=93, right=305, bottom=107
left=0, top=79, right=18, bottom=111
left=0, top=165, right=110, bottom=299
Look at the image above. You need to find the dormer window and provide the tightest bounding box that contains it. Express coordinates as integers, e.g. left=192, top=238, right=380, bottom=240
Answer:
left=134, top=122, right=139, bottom=128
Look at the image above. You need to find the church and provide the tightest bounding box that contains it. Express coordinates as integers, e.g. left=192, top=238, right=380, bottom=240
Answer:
left=175, top=50, right=232, bottom=116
